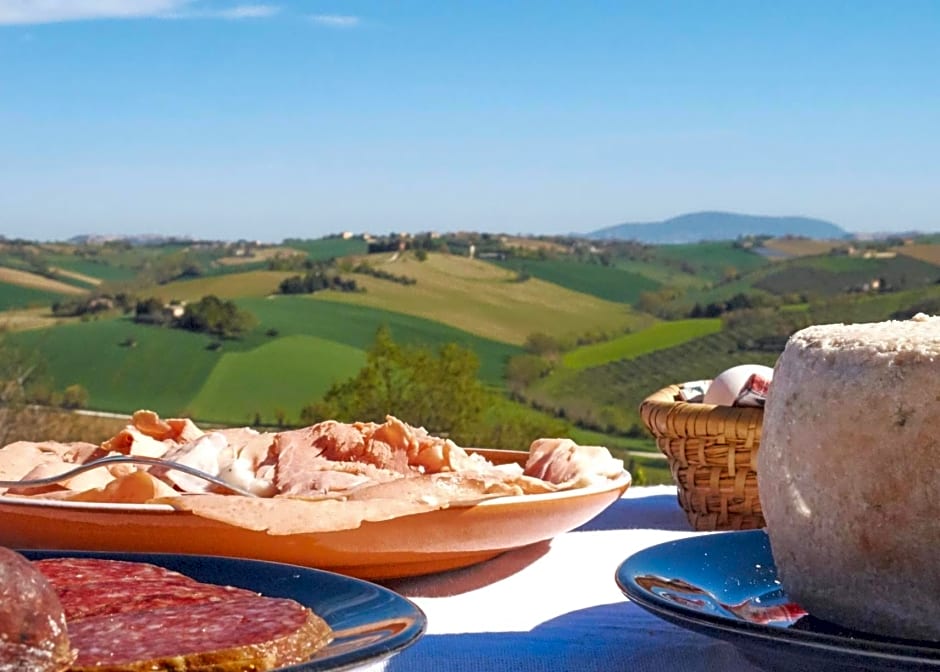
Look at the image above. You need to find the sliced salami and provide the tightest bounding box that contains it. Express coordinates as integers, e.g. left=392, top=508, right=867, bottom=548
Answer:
left=34, top=557, right=189, bottom=588
left=52, top=577, right=257, bottom=620
left=28, top=556, right=333, bottom=671
left=68, top=594, right=331, bottom=671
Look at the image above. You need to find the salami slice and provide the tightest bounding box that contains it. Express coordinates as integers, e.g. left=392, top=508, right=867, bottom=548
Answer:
left=52, top=577, right=257, bottom=620
left=67, top=594, right=332, bottom=671
left=0, top=548, right=74, bottom=672
left=29, top=556, right=333, bottom=671
left=34, top=557, right=190, bottom=587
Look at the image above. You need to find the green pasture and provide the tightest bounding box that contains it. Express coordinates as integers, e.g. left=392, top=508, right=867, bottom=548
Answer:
left=5, top=318, right=220, bottom=415
left=149, top=271, right=295, bottom=302
left=753, top=254, right=940, bottom=297
left=313, top=252, right=652, bottom=346
left=649, top=243, right=770, bottom=280
left=562, top=318, right=723, bottom=370
left=45, top=256, right=139, bottom=282
left=611, top=258, right=708, bottom=290
left=185, top=335, right=366, bottom=425
left=5, top=296, right=523, bottom=422
left=283, top=237, right=369, bottom=260
left=0, top=283, right=68, bottom=311
left=493, top=258, right=661, bottom=304
left=237, top=296, right=522, bottom=386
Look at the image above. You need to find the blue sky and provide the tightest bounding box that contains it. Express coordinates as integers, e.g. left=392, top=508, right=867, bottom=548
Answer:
left=1, top=1, right=938, bottom=242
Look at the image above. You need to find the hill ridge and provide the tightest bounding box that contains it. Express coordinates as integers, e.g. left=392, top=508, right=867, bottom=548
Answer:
left=587, top=210, right=848, bottom=244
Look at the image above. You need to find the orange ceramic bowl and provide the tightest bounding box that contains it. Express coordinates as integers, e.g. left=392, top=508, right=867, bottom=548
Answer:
left=0, top=449, right=631, bottom=579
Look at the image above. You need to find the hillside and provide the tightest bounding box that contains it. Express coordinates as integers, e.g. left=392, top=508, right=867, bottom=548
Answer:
left=588, top=211, right=848, bottom=244
left=316, top=251, right=655, bottom=346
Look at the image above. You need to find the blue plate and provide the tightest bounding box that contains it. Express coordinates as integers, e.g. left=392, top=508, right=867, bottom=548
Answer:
left=23, top=549, right=426, bottom=671
left=616, top=530, right=940, bottom=672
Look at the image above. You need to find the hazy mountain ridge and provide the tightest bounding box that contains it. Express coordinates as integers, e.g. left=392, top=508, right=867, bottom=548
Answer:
left=586, top=211, right=849, bottom=244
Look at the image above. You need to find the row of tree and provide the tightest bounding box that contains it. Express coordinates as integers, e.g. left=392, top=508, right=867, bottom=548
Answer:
left=134, top=295, right=256, bottom=338
left=277, top=271, right=360, bottom=295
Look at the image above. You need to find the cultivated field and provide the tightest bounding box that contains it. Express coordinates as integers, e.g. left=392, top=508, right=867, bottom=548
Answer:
left=494, top=257, right=661, bottom=305
left=317, top=252, right=652, bottom=346
left=562, top=318, right=723, bottom=370
left=149, top=270, right=296, bottom=302
left=761, top=238, right=846, bottom=257
left=0, top=267, right=87, bottom=295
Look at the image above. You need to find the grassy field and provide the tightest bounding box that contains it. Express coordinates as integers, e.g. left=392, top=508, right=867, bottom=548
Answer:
left=0, top=307, right=66, bottom=332
left=148, top=270, right=296, bottom=302
left=493, top=257, right=661, bottom=305
left=5, top=318, right=221, bottom=415
left=4, top=296, right=524, bottom=423
left=237, top=296, right=522, bottom=385
left=185, top=335, right=367, bottom=425
left=0, top=267, right=87, bottom=295
left=316, top=252, right=653, bottom=346
left=45, top=255, right=141, bottom=282
left=649, top=242, right=770, bottom=280
left=283, top=237, right=369, bottom=260
left=562, top=318, right=723, bottom=370
left=761, top=238, right=845, bottom=257
left=215, top=246, right=305, bottom=266
left=0, top=283, right=71, bottom=311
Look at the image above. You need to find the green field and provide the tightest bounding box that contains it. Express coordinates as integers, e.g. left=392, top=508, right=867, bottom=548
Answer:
left=238, top=296, right=522, bottom=385
left=283, top=237, right=369, bottom=260
left=0, top=283, right=70, bottom=310
left=493, top=257, right=661, bottom=304
left=5, top=318, right=221, bottom=415
left=649, top=243, right=770, bottom=280
left=562, top=318, right=723, bottom=370
left=46, top=256, right=140, bottom=282
left=314, top=252, right=653, bottom=346
left=5, top=296, right=523, bottom=422
left=149, top=270, right=295, bottom=302
left=186, top=335, right=367, bottom=425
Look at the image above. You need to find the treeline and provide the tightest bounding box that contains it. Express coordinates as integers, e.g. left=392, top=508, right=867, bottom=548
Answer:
left=351, top=263, right=416, bottom=285
left=52, top=293, right=136, bottom=318
left=277, top=271, right=360, bottom=295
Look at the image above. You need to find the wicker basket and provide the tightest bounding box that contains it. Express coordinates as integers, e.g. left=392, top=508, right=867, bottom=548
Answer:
left=639, top=383, right=765, bottom=531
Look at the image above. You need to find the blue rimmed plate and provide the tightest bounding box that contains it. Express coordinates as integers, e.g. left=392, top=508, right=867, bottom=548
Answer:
left=23, top=549, right=426, bottom=671
left=616, top=530, right=940, bottom=672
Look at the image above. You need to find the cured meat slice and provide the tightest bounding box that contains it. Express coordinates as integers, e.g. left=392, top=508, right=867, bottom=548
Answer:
left=34, top=557, right=190, bottom=588
left=0, top=548, right=74, bottom=672
left=67, top=594, right=332, bottom=672
left=32, top=556, right=333, bottom=671
left=52, top=577, right=256, bottom=620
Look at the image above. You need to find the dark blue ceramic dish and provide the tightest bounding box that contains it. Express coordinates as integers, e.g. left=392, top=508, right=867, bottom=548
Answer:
left=23, top=549, right=426, bottom=671
left=616, top=530, right=940, bottom=672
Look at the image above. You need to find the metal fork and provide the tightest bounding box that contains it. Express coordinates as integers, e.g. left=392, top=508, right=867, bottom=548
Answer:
left=0, top=455, right=259, bottom=497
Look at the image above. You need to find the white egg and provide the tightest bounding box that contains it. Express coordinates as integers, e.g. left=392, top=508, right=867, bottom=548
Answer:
left=703, top=364, right=774, bottom=406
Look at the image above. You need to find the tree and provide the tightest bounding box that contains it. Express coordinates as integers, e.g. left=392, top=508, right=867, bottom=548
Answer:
left=301, top=326, right=487, bottom=440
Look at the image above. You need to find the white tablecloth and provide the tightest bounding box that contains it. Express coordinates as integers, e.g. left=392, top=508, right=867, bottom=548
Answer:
left=374, top=486, right=765, bottom=672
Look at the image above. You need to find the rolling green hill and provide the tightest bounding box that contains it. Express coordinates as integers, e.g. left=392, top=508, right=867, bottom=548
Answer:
left=315, top=251, right=654, bottom=345
left=562, top=318, right=722, bottom=370
left=493, top=257, right=661, bottom=304
left=283, top=237, right=369, bottom=260
left=185, top=335, right=367, bottom=425
left=4, top=297, right=523, bottom=422
left=237, top=297, right=521, bottom=385
left=0, top=283, right=72, bottom=311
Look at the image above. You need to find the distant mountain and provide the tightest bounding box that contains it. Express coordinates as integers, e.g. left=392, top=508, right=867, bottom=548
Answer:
left=586, top=211, right=849, bottom=244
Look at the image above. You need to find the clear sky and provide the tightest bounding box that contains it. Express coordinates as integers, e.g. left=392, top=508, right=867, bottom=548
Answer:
left=1, top=0, right=938, bottom=242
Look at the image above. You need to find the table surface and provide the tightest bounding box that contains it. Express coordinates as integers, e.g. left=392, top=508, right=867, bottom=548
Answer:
left=371, top=485, right=766, bottom=672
